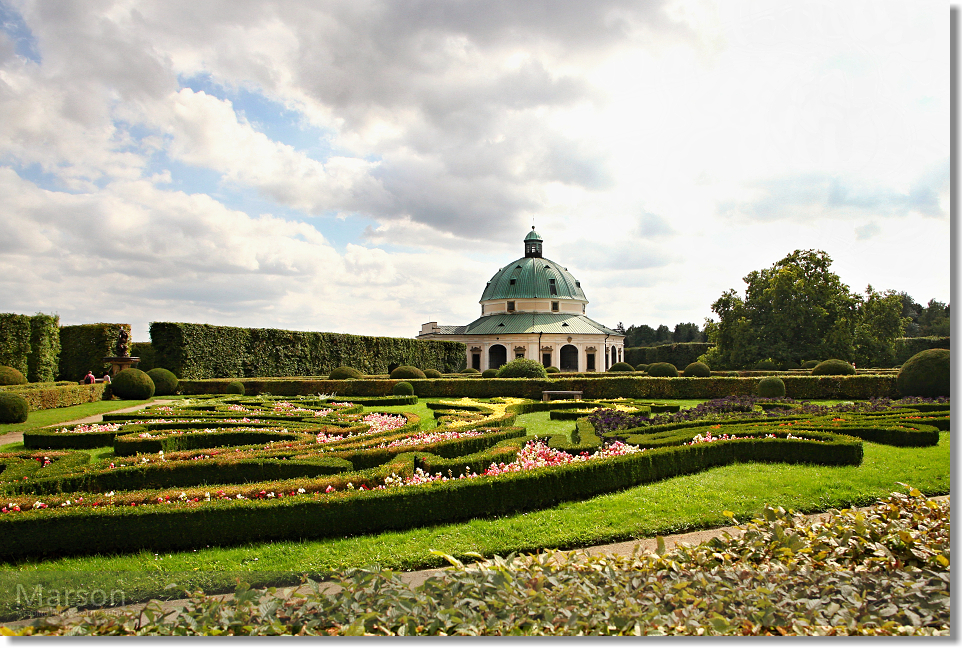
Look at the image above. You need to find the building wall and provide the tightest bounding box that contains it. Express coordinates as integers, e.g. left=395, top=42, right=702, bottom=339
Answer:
left=418, top=332, right=625, bottom=372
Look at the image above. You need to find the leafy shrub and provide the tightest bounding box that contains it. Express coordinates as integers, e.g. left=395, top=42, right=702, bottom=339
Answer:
left=757, top=376, right=786, bottom=398
left=635, top=364, right=649, bottom=372
left=646, top=362, right=678, bottom=378
left=498, top=359, right=548, bottom=379
left=545, top=366, right=560, bottom=374
left=0, top=392, right=29, bottom=423
left=812, top=359, right=855, bottom=376
left=392, top=381, right=415, bottom=396
left=423, top=369, right=443, bottom=378
left=608, top=362, right=634, bottom=373
left=801, top=360, right=819, bottom=369
left=146, top=368, right=179, bottom=396
left=781, top=360, right=801, bottom=370
left=0, top=365, right=26, bottom=386
left=482, top=369, right=499, bottom=378
left=754, top=359, right=778, bottom=371
left=461, top=368, right=481, bottom=375
left=682, top=362, right=710, bottom=377
left=390, top=366, right=427, bottom=380
left=897, top=349, right=950, bottom=398
left=110, top=368, right=155, bottom=400
left=329, top=366, right=363, bottom=380
left=225, top=381, right=245, bottom=395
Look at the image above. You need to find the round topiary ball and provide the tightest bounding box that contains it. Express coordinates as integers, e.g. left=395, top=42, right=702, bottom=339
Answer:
left=482, top=369, right=499, bottom=378
left=111, top=368, right=155, bottom=400
left=461, top=368, right=481, bottom=375
left=781, top=360, right=801, bottom=370
left=647, top=362, right=678, bottom=378
left=0, top=392, right=29, bottom=423
left=423, top=369, right=443, bottom=378
left=329, top=366, right=363, bottom=380
left=755, top=359, right=778, bottom=371
left=146, top=368, right=179, bottom=396
left=757, top=376, right=786, bottom=398
left=811, top=359, right=855, bottom=376
left=683, top=362, right=711, bottom=377
left=608, top=362, right=634, bottom=372
left=897, top=348, right=949, bottom=398
left=801, top=360, right=819, bottom=369
left=0, top=366, right=26, bottom=386
left=545, top=366, right=560, bottom=374
left=392, top=381, right=415, bottom=396
left=497, top=358, right=548, bottom=379
left=390, top=365, right=427, bottom=380
left=635, top=364, right=649, bottom=372
left=225, top=381, right=245, bottom=395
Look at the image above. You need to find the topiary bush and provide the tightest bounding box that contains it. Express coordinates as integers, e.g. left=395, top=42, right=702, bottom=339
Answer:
left=683, top=362, right=711, bottom=377
left=754, top=359, right=778, bottom=371
left=897, top=349, right=949, bottom=398
left=110, top=368, right=155, bottom=400
left=423, top=369, right=443, bottom=378
left=225, top=381, right=245, bottom=395
left=0, top=392, right=29, bottom=423
left=635, top=364, right=649, bottom=372
left=781, top=360, right=801, bottom=370
left=329, top=366, right=363, bottom=380
left=481, top=369, right=499, bottom=378
left=146, top=368, right=179, bottom=396
left=646, top=362, right=678, bottom=378
left=801, top=360, right=820, bottom=369
left=757, top=376, right=786, bottom=397
left=497, top=358, right=548, bottom=379
left=608, top=362, right=634, bottom=373
left=392, top=381, right=415, bottom=396
left=390, top=366, right=427, bottom=380
left=0, top=366, right=27, bottom=386
left=811, top=359, right=855, bottom=376
left=545, top=366, right=560, bottom=374
left=461, top=368, right=481, bottom=375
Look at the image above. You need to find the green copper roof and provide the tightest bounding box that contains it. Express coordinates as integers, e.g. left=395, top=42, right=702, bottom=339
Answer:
left=524, top=228, right=542, bottom=242
left=462, top=313, right=618, bottom=335
left=480, top=257, right=586, bottom=301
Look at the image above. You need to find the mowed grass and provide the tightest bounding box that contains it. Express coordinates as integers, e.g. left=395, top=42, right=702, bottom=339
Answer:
left=0, top=399, right=950, bottom=620
left=0, top=397, right=176, bottom=438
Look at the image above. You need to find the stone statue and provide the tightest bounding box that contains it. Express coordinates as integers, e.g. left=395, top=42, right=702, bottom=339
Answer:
left=115, top=328, right=130, bottom=358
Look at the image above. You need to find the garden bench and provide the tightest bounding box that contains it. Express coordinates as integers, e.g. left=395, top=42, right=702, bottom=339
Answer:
left=541, top=390, right=583, bottom=402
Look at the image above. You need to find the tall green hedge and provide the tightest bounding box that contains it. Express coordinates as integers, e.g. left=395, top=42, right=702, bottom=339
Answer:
left=0, top=313, right=31, bottom=376
left=895, top=336, right=949, bottom=365
left=149, top=322, right=466, bottom=379
left=130, top=342, right=155, bottom=372
left=625, top=343, right=713, bottom=368
left=59, top=323, right=131, bottom=381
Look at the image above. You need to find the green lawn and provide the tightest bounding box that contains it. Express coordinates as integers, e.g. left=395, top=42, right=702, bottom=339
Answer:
left=0, top=397, right=181, bottom=439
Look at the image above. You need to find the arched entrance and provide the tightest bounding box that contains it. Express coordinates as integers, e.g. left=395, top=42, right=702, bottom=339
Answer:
left=611, top=347, right=617, bottom=367
left=560, top=344, right=578, bottom=372
left=488, top=344, right=507, bottom=370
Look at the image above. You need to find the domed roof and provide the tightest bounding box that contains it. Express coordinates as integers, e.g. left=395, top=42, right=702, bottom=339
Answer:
left=480, top=230, right=586, bottom=302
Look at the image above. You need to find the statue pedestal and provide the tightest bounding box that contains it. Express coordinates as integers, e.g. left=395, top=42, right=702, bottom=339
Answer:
left=103, top=357, right=140, bottom=376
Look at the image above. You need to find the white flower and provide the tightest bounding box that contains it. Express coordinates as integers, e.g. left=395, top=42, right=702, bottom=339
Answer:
left=297, top=488, right=306, bottom=494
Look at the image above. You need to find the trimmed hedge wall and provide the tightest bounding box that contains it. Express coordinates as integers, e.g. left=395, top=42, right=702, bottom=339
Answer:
left=0, top=313, right=60, bottom=382
left=59, top=323, right=131, bottom=381
left=178, top=375, right=899, bottom=400
left=0, top=314, right=31, bottom=377
left=894, top=336, right=949, bottom=365
left=1, top=383, right=107, bottom=412
left=149, top=322, right=466, bottom=379
left=130, top=342, right=156, bottom=372
left=625, top=343, right=713, bottom=368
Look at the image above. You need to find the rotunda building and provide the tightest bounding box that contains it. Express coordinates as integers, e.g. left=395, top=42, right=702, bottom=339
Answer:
left=418, top=228, right=625, bottom=372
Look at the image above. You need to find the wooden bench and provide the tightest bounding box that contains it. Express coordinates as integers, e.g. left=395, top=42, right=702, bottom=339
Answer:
left=541, top=390, right=583, bottom=402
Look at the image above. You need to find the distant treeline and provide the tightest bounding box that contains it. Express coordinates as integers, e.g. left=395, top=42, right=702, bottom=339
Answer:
left=613, top=322, right=704, bottom=348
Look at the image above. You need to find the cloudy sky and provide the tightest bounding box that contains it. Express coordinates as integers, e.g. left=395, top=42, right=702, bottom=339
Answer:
left=0, top=0, right=950, bottom=342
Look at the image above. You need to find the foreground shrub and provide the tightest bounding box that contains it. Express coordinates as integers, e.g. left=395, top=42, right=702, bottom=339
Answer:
left=646, top=363, right=678, bottom=378
left=0, top=392, right=29, bottom=423
left=423, top=369, right=443, bottom=378
left=812, top=359, right=855, bottom=376
left=482, top=369, right=499, bottom=378
left=146, top=368, right=179, bottom=396
left=110, top=369, right=155, bottom=400
left=390, top=366, right=427, bottom=380
left=545, top=366, right=560, bottom=374
left=329, top=366, right=363, bottom=380
left=757, top=376, right=786, bottom=398
left=897, top=349, right=950, bottom=398
left=683, top=362, right=711, bottom=377
left=498, top=359, right=548, bottom=379
left=393, top=381, right=415, bottom=396
left=0, top=366, right=26, bottom=386
left=225, top=381, right=245, bottom=395
left=608, top=362, right=634, bottom=373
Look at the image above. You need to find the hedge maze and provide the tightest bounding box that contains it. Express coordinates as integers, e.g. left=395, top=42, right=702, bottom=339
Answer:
left=0, top=395, right=948, bottom=561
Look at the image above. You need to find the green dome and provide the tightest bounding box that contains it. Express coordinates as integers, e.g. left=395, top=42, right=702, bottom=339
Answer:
left=481, top=256, right=586, bottom=301
left=524, top=228, right=543, bottom=242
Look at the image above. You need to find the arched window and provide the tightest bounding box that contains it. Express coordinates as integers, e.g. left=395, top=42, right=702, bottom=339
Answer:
left=560, top=345, right=578, bottom=372
left=488, top=344, right=507, bottom=370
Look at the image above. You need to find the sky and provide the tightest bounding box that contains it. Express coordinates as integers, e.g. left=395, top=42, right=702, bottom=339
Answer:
left=0, top=0, right=951, bottom=342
